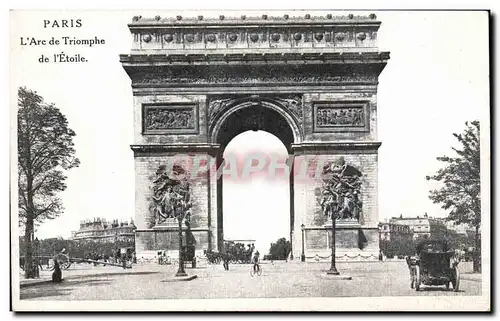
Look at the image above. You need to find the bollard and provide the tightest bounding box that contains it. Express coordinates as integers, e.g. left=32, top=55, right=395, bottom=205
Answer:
left=192, top=257, right=197, bottom=269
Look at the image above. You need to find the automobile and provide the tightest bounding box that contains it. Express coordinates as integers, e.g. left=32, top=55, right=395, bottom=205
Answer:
left=406, top=239, right=460, bottom=292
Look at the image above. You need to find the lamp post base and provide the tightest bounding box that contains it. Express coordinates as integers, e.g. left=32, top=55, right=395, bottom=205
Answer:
left=326, top=267, right=340, bottom=275
left=301, top=254, right=306, bottom=262
left=175, top=271, right=188, bottom=277
left=322, top=274, right=352, bottom=280
left=164, top=274, right=198, bottom=282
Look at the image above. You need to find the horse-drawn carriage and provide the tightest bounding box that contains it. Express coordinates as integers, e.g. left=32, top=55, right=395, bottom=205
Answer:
left=407, top=240, right=460, bottom=292
left=24, top=248, right=135, bottom=271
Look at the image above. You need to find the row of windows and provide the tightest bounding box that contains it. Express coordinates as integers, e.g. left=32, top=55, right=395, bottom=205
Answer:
left=74, top=231, right=135, bottom=238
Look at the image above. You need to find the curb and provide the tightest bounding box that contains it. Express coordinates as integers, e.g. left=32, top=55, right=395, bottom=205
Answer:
left=20, top=270, right=161, bottom=288
left=20, top=279, right=55, bottom=288
left=461, top=277, right=481, bottom=282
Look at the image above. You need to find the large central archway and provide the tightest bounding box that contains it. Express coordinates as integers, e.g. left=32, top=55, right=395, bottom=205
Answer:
left=211, top=98, right=300, bottom=253
left=222, top=130, right=290, bottom=255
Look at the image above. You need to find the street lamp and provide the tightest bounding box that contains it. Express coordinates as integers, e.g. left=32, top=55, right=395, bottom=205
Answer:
left=174, top=199, right=187, bottom=277
left=327, top=209, right=339, bottom=275
left=175, top=212, right=188, bottom=277
left=301, top=224, right=306, bottom=262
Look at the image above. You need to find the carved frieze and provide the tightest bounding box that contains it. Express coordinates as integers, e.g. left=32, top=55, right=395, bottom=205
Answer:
left=316, top=107, right=364, bottom=126
left=134, top=66, right=379, bottom=86
left=313, top=101, right=370, bottom=132
left=139, top=29, right=376, bottom=49
left=143, top=103, right=199, bottom=134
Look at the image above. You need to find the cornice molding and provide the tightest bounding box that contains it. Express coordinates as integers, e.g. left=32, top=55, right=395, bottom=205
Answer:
left=131, top=144, right=221, bottom=157
left=129, top=13, right=380, bottom=27
left=291, top=141, right=382, bottom=154
left=120, top=51, right=390, bottom=66
left=124, top=14, right=384, bottom=53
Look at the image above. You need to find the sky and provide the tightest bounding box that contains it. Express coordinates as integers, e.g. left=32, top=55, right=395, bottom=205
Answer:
left=10, top=11, right=489, bottom=254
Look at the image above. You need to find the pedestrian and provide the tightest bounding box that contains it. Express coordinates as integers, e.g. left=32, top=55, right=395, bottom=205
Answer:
left=52, top=259, right=62, bottom=283
left=222, top=251, right=230, bottom=271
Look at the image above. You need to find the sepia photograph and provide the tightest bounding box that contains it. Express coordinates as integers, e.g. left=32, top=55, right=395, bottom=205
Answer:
left=9, top=9, right=490, bottom=312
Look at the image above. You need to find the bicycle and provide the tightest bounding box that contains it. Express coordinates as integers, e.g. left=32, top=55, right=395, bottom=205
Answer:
left=250, top=264, right=262, bottom=277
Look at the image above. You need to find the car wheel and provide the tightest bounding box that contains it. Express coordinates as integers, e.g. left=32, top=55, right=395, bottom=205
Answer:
left=453, top=267, right=460, bottom=292
left=410, top=267, right=415, bottom=289
left=415, top=266, right=421, bottom=291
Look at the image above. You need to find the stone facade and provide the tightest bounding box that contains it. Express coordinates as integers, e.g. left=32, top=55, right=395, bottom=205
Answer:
left=379, top=222, right=413, bottom=242
left=389, top=215, right=448, bottom=240
left=71, top=218, right=136, bottom=243
left=121, top=13, right=390, bottom=260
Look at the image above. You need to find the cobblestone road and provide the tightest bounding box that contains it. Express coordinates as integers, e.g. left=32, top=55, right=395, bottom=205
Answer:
left=20, top=261, right=481, bottom=300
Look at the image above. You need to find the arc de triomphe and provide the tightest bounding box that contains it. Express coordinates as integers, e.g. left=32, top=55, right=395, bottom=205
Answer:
left=120, top=13, right=390, bottom=261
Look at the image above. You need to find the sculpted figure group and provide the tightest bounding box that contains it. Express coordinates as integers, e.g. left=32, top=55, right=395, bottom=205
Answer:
left=151, top=165, right=192, bottom=225
left=320, top=157, right=363, bottom=221
left=317, top=107, right=364, bottom=127
left=145, top=109, right=193, bottom=130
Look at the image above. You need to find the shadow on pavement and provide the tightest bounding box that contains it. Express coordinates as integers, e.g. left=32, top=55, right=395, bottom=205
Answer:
left=418, top=287, right=464, bottom=293
left=20, top=279, right=112, bottom=300
left=66, top=271, right=160, bottom=279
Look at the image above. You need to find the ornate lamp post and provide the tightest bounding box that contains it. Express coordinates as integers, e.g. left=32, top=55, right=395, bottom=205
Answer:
left=175, top=208, right=187, bottom=277
left=327, top=209, right=339, bottom=275
left=320, top=157, right=360, bottom=278
left=301, top=224, right=306, bottom=262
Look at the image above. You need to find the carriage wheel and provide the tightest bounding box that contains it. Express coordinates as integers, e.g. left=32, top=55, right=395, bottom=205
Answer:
left=452, top=267, right=460, bottom=292
left=56, top=253, right=71, bottom=270
left=414, top=266, right=421, bottom=291
left=410, top=267, right=415, bottom=289
left=48, top=253, right=71, bottom=270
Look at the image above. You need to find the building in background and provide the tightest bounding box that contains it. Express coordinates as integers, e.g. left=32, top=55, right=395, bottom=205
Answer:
left=378, top=222, right=413, bottom=242
left=444, top=221, right=468, bottom=235
left=71, top=218, right=136, bottom=243
left=389, top=213, right=447, bottom=240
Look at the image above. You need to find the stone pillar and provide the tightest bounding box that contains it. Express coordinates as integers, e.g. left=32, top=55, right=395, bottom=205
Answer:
left=131, top=146, right=219, bottom=259
left=291, top=143, right=381, bottom=262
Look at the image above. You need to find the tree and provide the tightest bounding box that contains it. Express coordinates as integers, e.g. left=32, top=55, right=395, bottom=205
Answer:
left=268, top=237, right=291, bottom=260
left=426, top=120, right=481, bottom=272
left=18, top=87, right=80, bottom=278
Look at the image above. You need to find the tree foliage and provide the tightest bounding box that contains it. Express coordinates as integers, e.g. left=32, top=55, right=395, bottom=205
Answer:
left=18, top=87, right=80, bottom=224
left=426, top=120, right=481, bottom=271
left=380, top=238, right=415, bottom=258
left=268, top=237, right=291, bottom=260
left=426, top=121, right=481, bottom=228
left=18, top=87, right=80, bottom=277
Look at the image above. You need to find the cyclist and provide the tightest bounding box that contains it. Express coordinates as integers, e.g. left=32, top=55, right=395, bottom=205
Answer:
left=252, top=251, right=260, bottom=273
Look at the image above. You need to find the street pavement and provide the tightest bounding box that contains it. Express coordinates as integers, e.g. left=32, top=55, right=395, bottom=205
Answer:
left=19, top=261, right=481, bottom=300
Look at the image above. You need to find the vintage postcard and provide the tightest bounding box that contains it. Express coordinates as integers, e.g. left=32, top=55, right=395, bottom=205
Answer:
left=9, top=9, right=491, bottom=312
